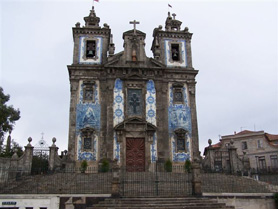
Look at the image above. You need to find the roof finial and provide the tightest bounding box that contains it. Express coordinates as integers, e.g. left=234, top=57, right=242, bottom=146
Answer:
left=129, top=20, right=140, bottom=35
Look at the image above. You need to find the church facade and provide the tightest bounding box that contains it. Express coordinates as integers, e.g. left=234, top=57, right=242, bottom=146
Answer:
left=67, top=7, right=199, bottom=171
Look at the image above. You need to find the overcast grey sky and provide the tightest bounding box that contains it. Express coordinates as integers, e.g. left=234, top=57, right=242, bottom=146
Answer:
left=1, top=0, right=277, bottom=155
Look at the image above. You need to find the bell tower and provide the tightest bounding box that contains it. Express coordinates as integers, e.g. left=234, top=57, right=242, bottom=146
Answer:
left=151, top=12, right=193, bottom=69
left=72, top=6, right=112, bottom=65
left=67, top=7, right=114, bottom=167
left=151, top=12, right=199, bottom=163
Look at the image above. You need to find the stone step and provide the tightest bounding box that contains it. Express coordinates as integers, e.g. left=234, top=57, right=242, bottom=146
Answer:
left=96, top=203, right=228, bottom=207
left=88, top=207, right=234, bottom=209
left=103, top=197, right=217, bottom=202
left=100, top=200, right=220, bottom=205
left=87, top=198, right=235, bottom=209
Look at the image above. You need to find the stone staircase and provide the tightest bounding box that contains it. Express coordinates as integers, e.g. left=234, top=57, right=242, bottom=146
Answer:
left=1, top=172, right=275, bottom=195
left=201, top=173, right=272, bottom=193
left=86, top=197, right=235, bottom=209
left=0, top=172, right=112, bottom=194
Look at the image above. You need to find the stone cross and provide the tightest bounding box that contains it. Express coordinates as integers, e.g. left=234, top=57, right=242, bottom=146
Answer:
left=41, top=132, right=44, bottom=140
left=129, top=20, right=140, bottom=35
left=129, top=93, right=140, bottom=114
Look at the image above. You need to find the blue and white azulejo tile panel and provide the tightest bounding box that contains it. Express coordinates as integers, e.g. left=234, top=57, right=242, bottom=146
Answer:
left=77, top=133, right=98, bottom=161
left=76, top=80, right=100, bottom=161
left=113, top=132, right=120, bottom=162
left=146, top=80, right=157, bottom=126
left=150, top=133, right=157, bottom=162
left=168, top=83, right=192, bottom=162
left=113, top=79, right=124, bottom=127
left=78, top=36, right=102, bottom=64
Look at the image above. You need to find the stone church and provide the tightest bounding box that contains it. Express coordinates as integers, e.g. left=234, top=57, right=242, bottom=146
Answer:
left=67, top=6, right=199, bottom=171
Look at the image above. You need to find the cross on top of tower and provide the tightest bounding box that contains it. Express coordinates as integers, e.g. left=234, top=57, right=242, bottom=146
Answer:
left=41, top=132, right=44, bottom=140
left=129, top=20, right=140, bottom=35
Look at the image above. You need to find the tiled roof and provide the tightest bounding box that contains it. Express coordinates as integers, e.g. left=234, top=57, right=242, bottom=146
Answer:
left=235, top=130, right=256, bottom=135
left=265, top=133, right=278, bottom=141
left=211, top=142, right=222, bottom=148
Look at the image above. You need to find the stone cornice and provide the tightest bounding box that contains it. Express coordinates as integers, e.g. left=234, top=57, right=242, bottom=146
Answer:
left=154, top=30, right=193, bottom=40
left=72, top=27, right=110, bottom=37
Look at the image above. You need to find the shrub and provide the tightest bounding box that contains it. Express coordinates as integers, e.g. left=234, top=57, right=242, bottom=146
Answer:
left=274, top=193, right=278, bottom=209
left=80, top=160, right=88, bottom=173
left=184, top=159, right=192, bottom=173
left=100, top=158, right=110, bottom=173
left=164, top=159, right=172, bottom=172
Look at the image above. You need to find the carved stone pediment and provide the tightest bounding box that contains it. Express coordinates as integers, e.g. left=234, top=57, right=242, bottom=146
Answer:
left=126, top=74, right=143, bottom=80
left=80, top=127, right=95, bottom=137
left=174, top=128, right=187, bottom=138
left=114, top=117, right=156, bottom=132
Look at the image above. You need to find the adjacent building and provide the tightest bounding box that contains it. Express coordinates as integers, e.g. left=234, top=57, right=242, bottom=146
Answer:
left=203, top=130, right=278, bottom=173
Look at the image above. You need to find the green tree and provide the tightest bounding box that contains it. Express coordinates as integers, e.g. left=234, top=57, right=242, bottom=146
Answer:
left=0, top=134, right=23, bottom=157
left=0, top=87, right=20, bottom=152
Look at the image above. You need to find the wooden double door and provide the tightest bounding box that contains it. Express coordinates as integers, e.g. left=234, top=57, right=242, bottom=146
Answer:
left=126, top=138, right=145, bottom=172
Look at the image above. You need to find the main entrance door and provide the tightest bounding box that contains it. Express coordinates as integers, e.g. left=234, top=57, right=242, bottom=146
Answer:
left=126, top=138, right=145, bottom=172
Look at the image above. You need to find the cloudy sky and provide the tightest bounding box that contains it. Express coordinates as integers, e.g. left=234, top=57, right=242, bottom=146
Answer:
left=1, top=0, right=277, bottom=155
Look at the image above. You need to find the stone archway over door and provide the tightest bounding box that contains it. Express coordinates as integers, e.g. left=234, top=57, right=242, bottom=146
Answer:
left=126, top=138, right=145, bottom=172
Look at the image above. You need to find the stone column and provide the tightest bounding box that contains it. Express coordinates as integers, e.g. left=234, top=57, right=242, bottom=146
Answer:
left=188, top=82, right=200, bottom=160
left=156, top=81, right=169, bottom=162
left=105, top=81, right=115, bottom=160
left=24, top=137, right=34, bottom=174
left=67, top=80, right=79, bottom=163
left=191, top=158, right=202, bottom=196
left=228, top=139, right=238, bottom=174
left=206, top=139, right=215, bottom=171
left=111, top=159, right=120, bottom=197
left=186, top=38, right=193, bottom=68
left=49, top=137, right=59, bottom=172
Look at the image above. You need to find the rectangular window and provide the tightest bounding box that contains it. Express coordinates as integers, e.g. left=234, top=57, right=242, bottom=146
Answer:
left=270, top=155, right=278, bottom=168
left=257, top=140, right=262, bottom=148
left=86, top=40, right=96, bottom=58
left=242, top=141, right=248, bottom=150
left=127, top=89, right=142, bottom=116
left=26, top=208, right=33, bottom=209
left=258, top=156, right=266, bottom=170
left=177, top=137, right=185, bottom=152
left=84, top=138, right=92, bottom=150
left=83, top=81, right=95, bottom=102
left=171, top=44, right=180, bottom=61
left=40, top=208, right=47, bottom=209
left=173, top=88, right=183, bottom=103
left=172, top=84, right=184, bottom=104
